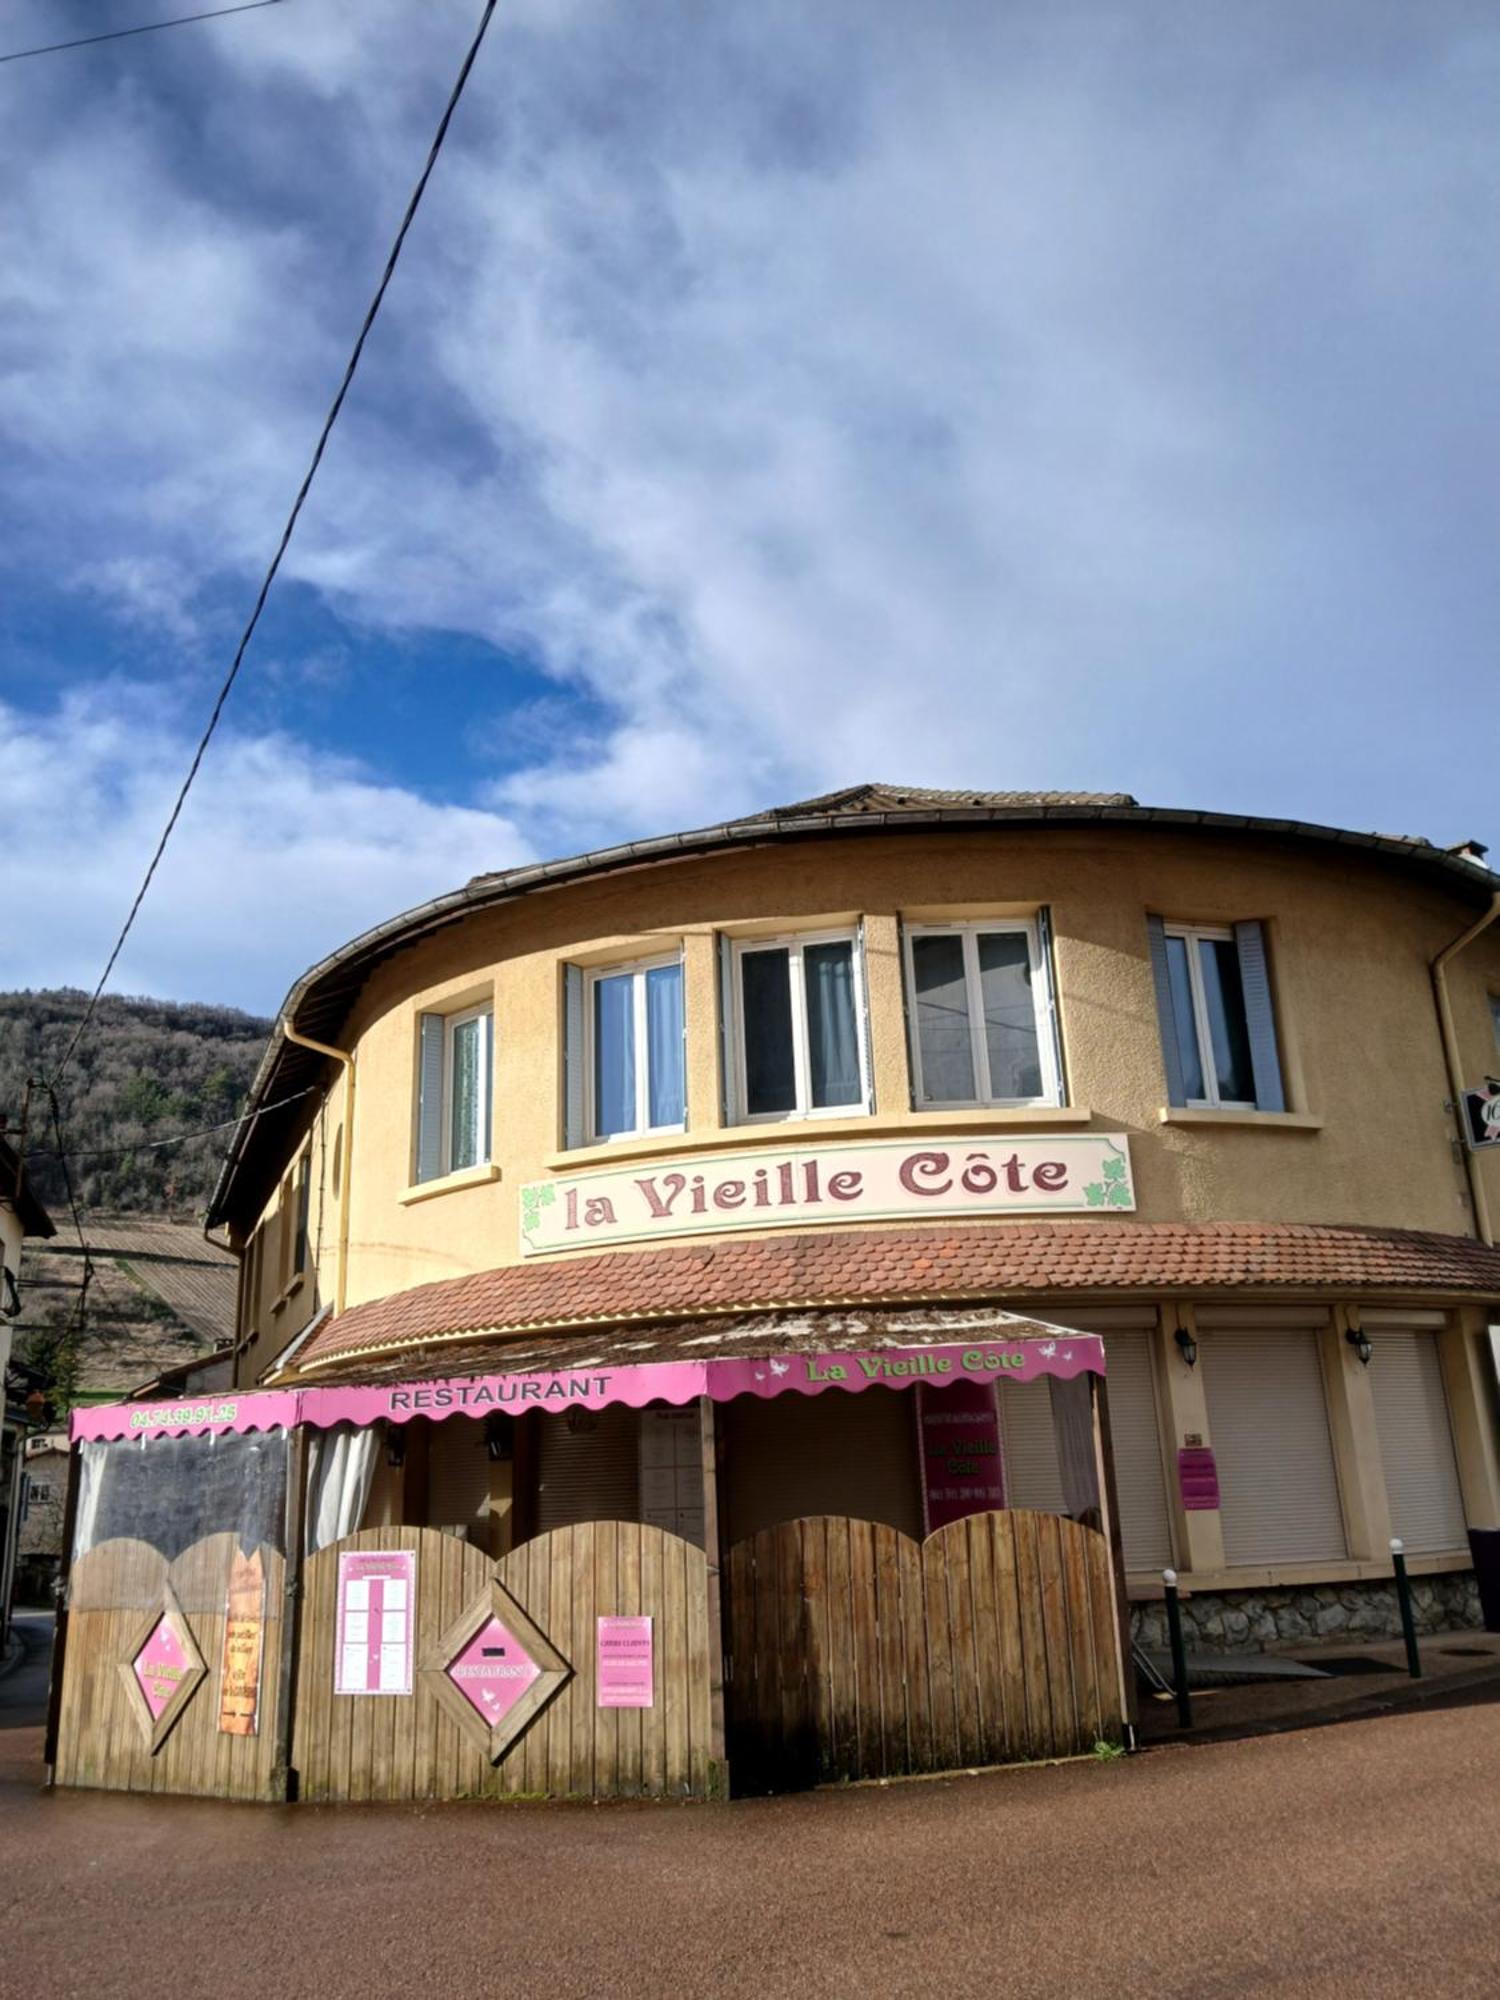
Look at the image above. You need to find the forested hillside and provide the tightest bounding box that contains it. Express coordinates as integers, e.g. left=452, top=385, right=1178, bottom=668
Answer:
left=0, top=990, right=271, bottom=1216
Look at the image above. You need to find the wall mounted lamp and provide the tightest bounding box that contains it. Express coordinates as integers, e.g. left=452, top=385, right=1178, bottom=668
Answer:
left=485, top=1414, right=513, bottom=1462
left=1174, top=1327, right=1198, bottom=1368
left=1345, top=1325, right=1373, bottom=1366
left=385, top=1426, right=407, bottom=1470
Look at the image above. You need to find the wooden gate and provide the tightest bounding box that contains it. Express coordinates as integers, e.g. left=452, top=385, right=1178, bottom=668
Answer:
left=725, top=1510, right=1123, bottom=1793
left=293, top=1522, right=715, bottom=1801
left=53, top=1533, right=286, bottom=1801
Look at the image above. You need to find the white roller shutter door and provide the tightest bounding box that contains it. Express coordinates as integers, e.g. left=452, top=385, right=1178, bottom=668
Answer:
left=1098, top=1330, right=1173, bottom=1571
left=1369, top=1327, right=1468, bottom=1554
left=999, top=1383, right=1066, bottom=1513
left=1202, top=1325, right=1347, bottom=1565
left=536, top=1404, right=640, bottom=1533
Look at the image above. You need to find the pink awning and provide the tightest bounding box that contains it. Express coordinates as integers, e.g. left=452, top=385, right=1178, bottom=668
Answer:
left=70, top=1329, right=1104, bottom=1444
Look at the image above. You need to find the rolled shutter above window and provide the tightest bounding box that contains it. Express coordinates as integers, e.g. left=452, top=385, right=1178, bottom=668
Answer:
left=1146, top=914, right=1188, bottom=1108
left=415, top=1013, right=445, bottom=1184
left=1233, top=920, right=1286, bottom=1113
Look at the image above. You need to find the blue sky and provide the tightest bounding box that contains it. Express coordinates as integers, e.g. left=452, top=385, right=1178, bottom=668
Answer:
left=1, top=0, right=1496, bottom=1013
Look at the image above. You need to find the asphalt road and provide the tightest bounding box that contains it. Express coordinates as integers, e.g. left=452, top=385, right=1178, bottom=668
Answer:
left=4, top=1614, right=1498, bottom=2000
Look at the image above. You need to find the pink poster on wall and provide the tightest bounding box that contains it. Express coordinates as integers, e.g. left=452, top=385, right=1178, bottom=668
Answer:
left=597, top=1616, right=654, bottom=1708
left=334, top=1550, right=416, bottom=1696
left=1178, top=1446, right=1221, bottom=1512
left=133, top=1616, right=192, bottom=1722
left=917, top=1379, right=1004, bottom=1532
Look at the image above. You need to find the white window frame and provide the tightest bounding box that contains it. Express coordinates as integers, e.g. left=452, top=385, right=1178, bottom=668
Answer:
left=1163, top=924, right=1256, bottom=1111
left=442, top=1004, right=492, bottom=1174
left=730, top=929, right=872, bottom=1124
left=904, top=918, right=1061, bottom=1110
left=583, top=954, right=686, bottom=1144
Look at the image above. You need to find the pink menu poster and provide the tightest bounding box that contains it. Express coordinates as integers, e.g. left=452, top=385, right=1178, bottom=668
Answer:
left=917, top=1379, right=1004, bottom=1532
left=597, top=1616, right=653, bottom=1708
left=335, top=1549, right=416, bottom=1696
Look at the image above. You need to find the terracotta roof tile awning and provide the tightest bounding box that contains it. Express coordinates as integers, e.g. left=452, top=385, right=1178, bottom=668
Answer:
left=283, top=1221, right=1500, bottom=1377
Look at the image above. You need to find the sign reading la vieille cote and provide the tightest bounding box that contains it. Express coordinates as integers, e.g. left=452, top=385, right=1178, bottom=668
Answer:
left=519, top=1132, right=1134, bottom=1256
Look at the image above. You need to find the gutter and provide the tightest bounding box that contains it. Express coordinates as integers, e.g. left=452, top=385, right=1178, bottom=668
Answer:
left=280, top=1018, right=355, bottom=1316
left=1431, top=892, right=1500, bottom=1247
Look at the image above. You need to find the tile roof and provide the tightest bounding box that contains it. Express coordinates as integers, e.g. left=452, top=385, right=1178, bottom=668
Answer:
left=729, top=783, right=1139, bottom=820
left=287, top=1221, right=1500, bottom=1377
left=24, top=1217, right=238, bottom=1394
left=73, top=1216, right=238, bottom=1347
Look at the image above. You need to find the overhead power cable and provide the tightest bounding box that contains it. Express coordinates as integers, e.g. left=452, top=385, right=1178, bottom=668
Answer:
left=26, top=1085, right=316, bottom=1164
left=48, top=0, right=500, bottom=1092
left=0, top=1, right=289, bottom=66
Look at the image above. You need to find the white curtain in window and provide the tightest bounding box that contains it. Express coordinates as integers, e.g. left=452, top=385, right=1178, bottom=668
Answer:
left=72, top=1441, right=107, bottom=1560
left=646, top=962, right=684, bottom=1125
left=804, top=942, right=860, bottom=1106
left=305, top=1424, right=379, bottom=1554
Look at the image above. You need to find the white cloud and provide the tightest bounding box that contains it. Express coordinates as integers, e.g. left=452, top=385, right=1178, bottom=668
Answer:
left=1, top=0, right=1497, bottom=1004
left=0, top=688, right=533, bottom=1012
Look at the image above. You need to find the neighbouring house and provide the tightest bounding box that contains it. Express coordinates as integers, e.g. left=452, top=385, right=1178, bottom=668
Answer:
left=12, top=1215, right=236, bottom=1603
left=1, top=1131, right=55, bottom=1641
left=54, top=786, right=1500, bottom=1805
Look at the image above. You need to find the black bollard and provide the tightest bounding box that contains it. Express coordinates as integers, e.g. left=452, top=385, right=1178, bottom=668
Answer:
left=1163, top=1568, right=1193, bottom=1728
left=1390, top=1539, right=1422, bottom=1679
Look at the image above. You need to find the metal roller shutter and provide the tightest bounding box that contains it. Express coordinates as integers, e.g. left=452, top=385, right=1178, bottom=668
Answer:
left=1202, top=1327, right=1347, bottom=1565
left=1098, top=1330, right=1173, bottom=1571
left=1369, top=1328, right=1468, bottom=1554
left=722, top=1388, right=923, bottom=1544
left=999, top=1383, right=1066, bottom=1513
left=536, top=1404, right=640, bottom=1533
left=425, top=1417, right=491, bottom=1537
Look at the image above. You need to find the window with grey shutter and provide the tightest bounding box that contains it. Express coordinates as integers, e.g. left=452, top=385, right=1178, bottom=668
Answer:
left=717, top=933, right=737, bottom=1124
left=563, top=964, right=586, bottom=1148
left=1148, top=916, right=1286, bottom=1112
left=1035, top=906, right=1068, bottom=1106
left=1233, top=921, right=1285, bottom=1112
left=1147, top=914, right=1189, bottom=1107
left=415, top=1013, right=445, bottom=1183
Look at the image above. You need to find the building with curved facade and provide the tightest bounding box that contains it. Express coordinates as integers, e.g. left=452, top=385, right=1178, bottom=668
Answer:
left=200, top=782, right=1500, bottom=1651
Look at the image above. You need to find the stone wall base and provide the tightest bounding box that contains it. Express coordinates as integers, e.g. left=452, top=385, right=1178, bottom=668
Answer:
left=1129, top=1570, right=1484, bottom=1653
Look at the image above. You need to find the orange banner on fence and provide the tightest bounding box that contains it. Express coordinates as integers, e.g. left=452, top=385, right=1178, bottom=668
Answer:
left=218, top=1548, right=266, bottom=1736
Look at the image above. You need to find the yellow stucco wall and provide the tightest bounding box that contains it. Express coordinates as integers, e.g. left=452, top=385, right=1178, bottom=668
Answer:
left=229, top=824, right=1500, bottom=1354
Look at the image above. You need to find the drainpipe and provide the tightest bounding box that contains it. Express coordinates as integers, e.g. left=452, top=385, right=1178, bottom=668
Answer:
left=280, top=1019, right=355, bottom=1316
left=1431, top=891, right=1500, bottom=1248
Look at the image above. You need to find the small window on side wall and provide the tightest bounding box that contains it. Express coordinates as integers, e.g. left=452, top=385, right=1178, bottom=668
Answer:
left=904, top=918, right=1063, bottom=1108
left=1147, top=918, right=1285, bottom=1111
left=727, top=930, right=870, bottom=1122
left=415, top=1005, right=494, bottom=1182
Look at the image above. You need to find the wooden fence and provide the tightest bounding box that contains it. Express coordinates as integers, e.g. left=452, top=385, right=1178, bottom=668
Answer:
left=725, top=1510, right=1122, bottom=1792
left=293, top=1522, right=715, bottom=1802
left=53, top=1533, right=285, bottom=1802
